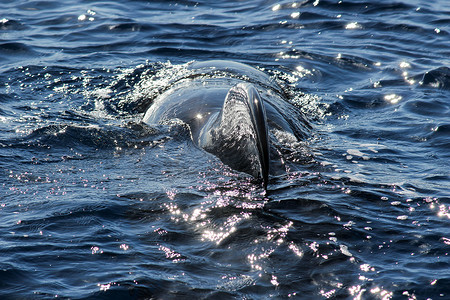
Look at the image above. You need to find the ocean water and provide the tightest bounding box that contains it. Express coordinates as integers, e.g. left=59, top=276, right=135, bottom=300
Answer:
left=1, top=0, right=449, bottom=299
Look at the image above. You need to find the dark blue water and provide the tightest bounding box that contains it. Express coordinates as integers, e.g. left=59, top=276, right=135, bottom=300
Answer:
left=1, top=0, right=449, bottom=299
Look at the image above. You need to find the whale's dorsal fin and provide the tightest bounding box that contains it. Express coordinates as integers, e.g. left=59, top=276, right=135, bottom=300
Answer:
left=198, top=83, right=269, bottom=188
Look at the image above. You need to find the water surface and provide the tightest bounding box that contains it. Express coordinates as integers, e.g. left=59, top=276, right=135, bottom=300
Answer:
left=1, top=0, right=449, bottom=299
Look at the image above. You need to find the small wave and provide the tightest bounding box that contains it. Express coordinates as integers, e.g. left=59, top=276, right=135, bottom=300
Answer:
left=429, top=124, right=450, bottom=151
left=420, top=67, right=450, bottom=90
left=0, top=267, right=40, bottom=296
left=316, top=0, right=414, bottom=14
left=17, top=122, right=161, bottom=151
left=0, top=18, right=26, bottom=30
left=0, top=42, right=36, bottom=56
left=103, top=22, right=161, bottom=32
left=405, top=98, right=449, bottom=117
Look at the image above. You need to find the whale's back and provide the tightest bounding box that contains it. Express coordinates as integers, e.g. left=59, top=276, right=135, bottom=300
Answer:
left=142, top=60, right=311, bottom=187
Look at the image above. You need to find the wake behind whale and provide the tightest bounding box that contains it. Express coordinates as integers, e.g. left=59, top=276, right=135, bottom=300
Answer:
left=143, top=60, right=311, bottom=188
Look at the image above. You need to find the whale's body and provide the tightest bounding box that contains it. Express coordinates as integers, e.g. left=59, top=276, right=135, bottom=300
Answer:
left=143, top=60, right=309, bottom=188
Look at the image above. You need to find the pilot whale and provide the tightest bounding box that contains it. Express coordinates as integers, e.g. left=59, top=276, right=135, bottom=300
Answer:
left=143, top=60, right=309, bottom=188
